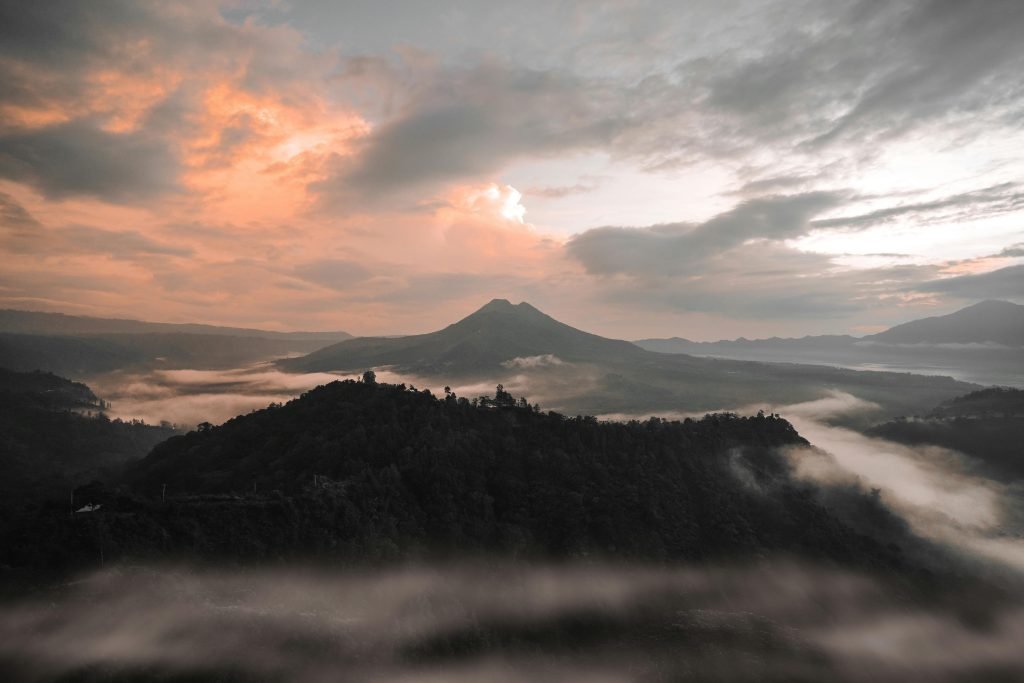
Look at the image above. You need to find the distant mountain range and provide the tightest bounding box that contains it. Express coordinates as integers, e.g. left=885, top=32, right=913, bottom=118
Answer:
left=280, top=299, right=976, bottom=420
left=0, top=300, right=1006, bottom=419
left=0, top=309, right=352, bottom=342
left=635, top=301, right=1024, bottom=387
left=0, top=309, right=352, bottom=377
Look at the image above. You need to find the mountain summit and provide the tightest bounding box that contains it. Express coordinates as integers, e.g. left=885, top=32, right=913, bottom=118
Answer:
left=279, top=299, right=644, bottom=374
left=868, top=300, right=1024, bottom=346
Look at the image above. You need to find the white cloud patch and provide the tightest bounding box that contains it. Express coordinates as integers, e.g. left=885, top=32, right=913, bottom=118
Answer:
left=501, top=354, right=564, bottom=369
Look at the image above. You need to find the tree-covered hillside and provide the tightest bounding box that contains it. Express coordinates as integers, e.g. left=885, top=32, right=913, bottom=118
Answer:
left=26, top=378, right=909, bottom=571
left=0, top=369, right=177, bottom=508
left=869, top=387, right=1024, bottom=483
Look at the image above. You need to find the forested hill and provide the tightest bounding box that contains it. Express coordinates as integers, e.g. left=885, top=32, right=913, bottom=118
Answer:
left=112, top=379, right=915, bottom=568
left=869, top=387, right=1024, bottom=483
left=0, top=367, right=98, bottom=410
left=0, top=368, right=176, bottom=507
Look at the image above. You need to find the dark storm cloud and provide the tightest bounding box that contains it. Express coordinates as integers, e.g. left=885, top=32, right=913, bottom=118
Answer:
left=0, top=121, right=180, bottom=201
left=914, top=265, right=1024, bottom=300
left=567, top=192, right=845, bottom=277
left=1000, top=244, right=1024, bottom=258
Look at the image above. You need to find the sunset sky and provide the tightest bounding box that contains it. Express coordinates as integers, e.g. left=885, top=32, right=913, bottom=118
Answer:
left=1, top=0, right=1022, bottom=339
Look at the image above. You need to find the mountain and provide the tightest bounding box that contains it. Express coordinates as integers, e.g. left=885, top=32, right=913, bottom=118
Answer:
left=867, top=300, right=1024, bottom=346
left=0, top=369, right=176, bottom=507
left=0, top=309, right=353, bottom=378
left=634, top=301, right=1024, bottom=387
left=281, top=299, right=644, bottom=374
left=280, top=299, right=977, bottom=422
left=929, top=386, right=1024, bottom=419
left=0, top=309, right=352, bottom=342
left=635, top=334, right=858, bottom=356
left=0, top=331, right=350, bottom=378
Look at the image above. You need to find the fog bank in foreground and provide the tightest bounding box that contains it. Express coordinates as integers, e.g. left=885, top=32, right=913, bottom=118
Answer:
left=1, top=562, right=1020, bottom=682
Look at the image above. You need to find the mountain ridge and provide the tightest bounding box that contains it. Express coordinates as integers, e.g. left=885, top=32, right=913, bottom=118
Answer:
left=0, top=308, right=352, bottom=342
left=867, top=300, right=1024, bottom=346
left=637, top=300, right=1024, bottom=349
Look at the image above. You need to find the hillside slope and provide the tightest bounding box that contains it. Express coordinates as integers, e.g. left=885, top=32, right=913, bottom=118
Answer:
left=104, top=379, right=918, bottom=569
left=867, top=300, right=1024, bottom=346
left=0, top=369, right=176, bottom=506
left=281, top=299, right=644, bottom=374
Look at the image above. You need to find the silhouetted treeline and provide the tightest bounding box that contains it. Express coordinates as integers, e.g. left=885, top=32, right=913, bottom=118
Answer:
left=3, top=380, right=917, bottom=572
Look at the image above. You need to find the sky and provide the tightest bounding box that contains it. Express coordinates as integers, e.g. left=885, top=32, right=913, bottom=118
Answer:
left=0, top=0, right=1022, bottom=340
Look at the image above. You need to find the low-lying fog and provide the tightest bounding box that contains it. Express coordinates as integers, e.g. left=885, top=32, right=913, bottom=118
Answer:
left=89, top=358, right=594, bottom=428
left=2, top=561, right=1022, bottom=682
left=603, top=391, right=1024, bottom=576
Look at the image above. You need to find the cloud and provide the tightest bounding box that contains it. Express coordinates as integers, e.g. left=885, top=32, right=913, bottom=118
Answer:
left=0, top=120, right=180, bottom=201
left=502, top=354, right=564, bottom=369
left=0, top=191, right=39, bottom=231
left=525, top=181, right=601, bottom=199
left=811, top=183, right=1024, bottom=230
left=811, top=0, right=1024, bottom=145
left=316, top=63, right=627, bottom=204
left=700, top=0, right=1024, bottom=151
left=913, top=265, right=1024, bottom=300
left=56, top=225, right=192, bottom=258
left=567, top=192, right=845, bottom=277
left=6, top=561, right=1024, bottom=682
left=0, top=0, right=1022, bottom=337
left=291, top=259, right=373, bottom=291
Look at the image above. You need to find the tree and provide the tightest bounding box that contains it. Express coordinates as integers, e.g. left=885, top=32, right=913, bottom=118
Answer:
left=495, top=384, right=515, bottom=408
left=362, top=370, right=377, bottom=385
